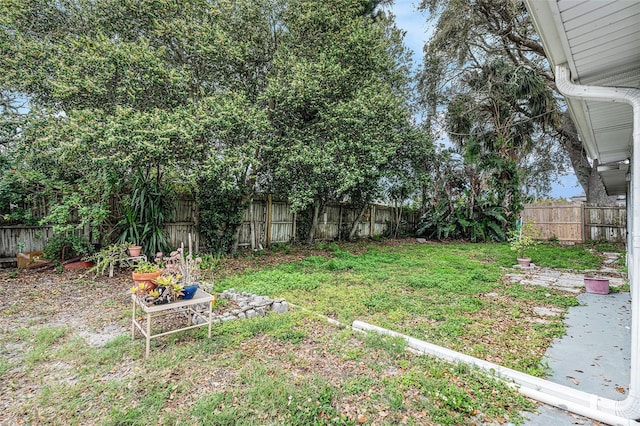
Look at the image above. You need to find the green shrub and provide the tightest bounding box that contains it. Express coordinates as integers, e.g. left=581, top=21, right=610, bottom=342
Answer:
left=42, top=233, right=94, bottom=271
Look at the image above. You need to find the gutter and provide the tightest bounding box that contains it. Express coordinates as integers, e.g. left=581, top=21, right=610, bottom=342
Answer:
left=555, top=64, right=640, bottom=421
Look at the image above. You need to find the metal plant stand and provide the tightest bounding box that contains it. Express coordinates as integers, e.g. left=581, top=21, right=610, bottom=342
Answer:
left=131, top=289, right=215, bottom=358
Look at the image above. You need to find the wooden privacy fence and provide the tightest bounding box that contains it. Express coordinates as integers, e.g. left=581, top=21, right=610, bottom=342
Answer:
left=231, top=197, right=414, bottom=249
left=0, top=197, right=417, bottom=258
left=522, top=203, right=626, bottom=243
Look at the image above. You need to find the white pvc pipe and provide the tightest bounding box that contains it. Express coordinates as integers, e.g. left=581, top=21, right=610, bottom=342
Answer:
left=555, top=65, right=640, bottom=420
left=352, top=320, right=634, bottom=426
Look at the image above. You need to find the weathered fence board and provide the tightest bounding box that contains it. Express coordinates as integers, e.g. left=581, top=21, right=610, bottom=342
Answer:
left=0, top=226, right=90, bottom=258
left=0, top=226, right=55, bottom=258
left=3, top=198, right=625, bottom=260
left=171, top=198, right=197, bottom=223
left=584, top=206, right=626, bottom=242
left=522, top=203, right=626, bottom=243
left=522, top=204, right=583, bottom=242
left=164, top=223, right=200, bottom=254
left=1, top=197, right=415, bottom=258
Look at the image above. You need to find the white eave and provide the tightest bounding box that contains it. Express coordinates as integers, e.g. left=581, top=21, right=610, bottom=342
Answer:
left=525, top=0, right=640, bottom=195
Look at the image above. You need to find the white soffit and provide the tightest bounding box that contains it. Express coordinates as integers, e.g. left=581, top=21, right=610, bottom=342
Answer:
left=525, top=0, right=640, bottom=195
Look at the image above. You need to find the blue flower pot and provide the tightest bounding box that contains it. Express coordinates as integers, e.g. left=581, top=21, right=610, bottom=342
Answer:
left=182, top=285, right=198, bottom=299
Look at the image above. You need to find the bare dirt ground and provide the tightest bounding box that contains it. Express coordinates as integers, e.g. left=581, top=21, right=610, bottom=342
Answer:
left=0, top=263, right=445, bottom=425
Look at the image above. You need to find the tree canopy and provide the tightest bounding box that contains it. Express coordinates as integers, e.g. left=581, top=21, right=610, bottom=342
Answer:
left=419, top=0, right=609, bottom=203
left=0, top=0, right=424, bottom=250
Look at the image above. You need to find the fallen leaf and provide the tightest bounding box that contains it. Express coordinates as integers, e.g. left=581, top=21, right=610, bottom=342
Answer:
left=616, top=386, right=626, bottom=394
left=566, top=376, right=580, bottom=385
left=357, top=414, right=367, bottom=423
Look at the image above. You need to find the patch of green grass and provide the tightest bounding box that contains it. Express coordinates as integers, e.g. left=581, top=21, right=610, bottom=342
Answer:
left=362, top=333, right=407, bottom=358
left=343, top=376, right=376, bottom=395
left=190, top=392, right=236, bottom=424
left=219, top=269, right=332, bottom=295
left=289, top=382, right=355, bottom=426
left=216, top=241, right=596, bottom=374
left=0, top=357, right=10, bottom=376
left=534, top=244, right=601, bottom=269
left=506, top=284, right=580, bottom=308
left=6, top=241, right=615, bottom=425
left=589, top=241, right=625, bottom=253
left=390, top=359, right=534, bottom=425
left=612, top=281, right=630, bottom=293
left=15, top=326, right=69, bottom=365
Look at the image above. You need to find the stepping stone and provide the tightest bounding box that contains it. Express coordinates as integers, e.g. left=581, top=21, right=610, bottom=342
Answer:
left=533, top=306, right=563, bottom=317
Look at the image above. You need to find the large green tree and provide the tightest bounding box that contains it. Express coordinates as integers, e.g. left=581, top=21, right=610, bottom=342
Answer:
left=419, top=0, right=609, bottom=203
left=264, top=0, right=417, bottom=244
left=0, top=0, right=278, bottom=251
left=445, top=59, right=558, bottom=221
left=1, top=0, right=423, bottom=251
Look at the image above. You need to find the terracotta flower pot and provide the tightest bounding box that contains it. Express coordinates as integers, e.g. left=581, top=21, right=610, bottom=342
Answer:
left=63, top=260, right=94, bottom=271
left=128, top=246, right=142, bottom=257
left=517, top=257, right=532, bottom=267
left=132, top=270, right=162, bottom=292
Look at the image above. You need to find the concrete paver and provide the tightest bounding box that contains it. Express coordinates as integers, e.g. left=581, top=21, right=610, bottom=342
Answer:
left=506, top=268, right=627, bottom=294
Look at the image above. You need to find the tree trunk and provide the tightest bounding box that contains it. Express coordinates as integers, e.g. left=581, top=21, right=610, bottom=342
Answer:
left=393, top=202, right=403, bottom=238
left=232, top=225, right=241, bottom=253
left=306, top=202, right=321, bottom=245
left=349, top=203, right=368, bottom=241
left=559, top=112, right=610, bottom=203
left=585, top=159, right=612, bottom=204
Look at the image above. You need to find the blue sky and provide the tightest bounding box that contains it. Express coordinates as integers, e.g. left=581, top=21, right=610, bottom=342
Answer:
left=387, top=1, right=584, bottom=199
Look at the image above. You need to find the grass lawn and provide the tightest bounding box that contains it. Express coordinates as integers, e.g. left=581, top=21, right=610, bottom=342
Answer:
left=0, top=240, right=621, bottom=425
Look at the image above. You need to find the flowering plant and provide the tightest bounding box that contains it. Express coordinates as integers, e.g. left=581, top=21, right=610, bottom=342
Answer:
left=155, top=242, right=202, bottom=285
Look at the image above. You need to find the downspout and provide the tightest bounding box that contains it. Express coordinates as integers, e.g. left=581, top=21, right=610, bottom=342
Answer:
left=555, top=64, right=640, bottom=420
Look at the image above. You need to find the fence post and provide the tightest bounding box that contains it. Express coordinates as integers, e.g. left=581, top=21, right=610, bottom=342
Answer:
left=369, top=205, right=375, bottom=238
left=292, top=211, right=297, bottom=243
left=338, top=205, right=343, bottom=241
left=266, top=194, right=272, bottom=247
left=581, top=204, right=586, bottom=243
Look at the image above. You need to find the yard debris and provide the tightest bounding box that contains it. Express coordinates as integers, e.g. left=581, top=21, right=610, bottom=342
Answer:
left=566, top=376, right=580, bottom=385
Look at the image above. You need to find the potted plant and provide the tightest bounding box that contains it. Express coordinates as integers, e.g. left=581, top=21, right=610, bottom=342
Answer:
left=155, top=240, right=202, bottom=286
left=156, top=274, right=199, bottom=300
left=509, top=220, right=539, bottom=267
left=131, top=260, right=162, bottom=291
left=88, top=242, right=132, bottom=277
left=133, top=274, right=191, bottom=306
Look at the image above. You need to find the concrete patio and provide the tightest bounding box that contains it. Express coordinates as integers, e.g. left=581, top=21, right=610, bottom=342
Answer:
left=508, top=260, right=631, bottom=425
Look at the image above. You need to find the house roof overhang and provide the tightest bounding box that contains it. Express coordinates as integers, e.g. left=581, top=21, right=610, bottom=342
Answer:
left=524, top=0, right=640, bottom=195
